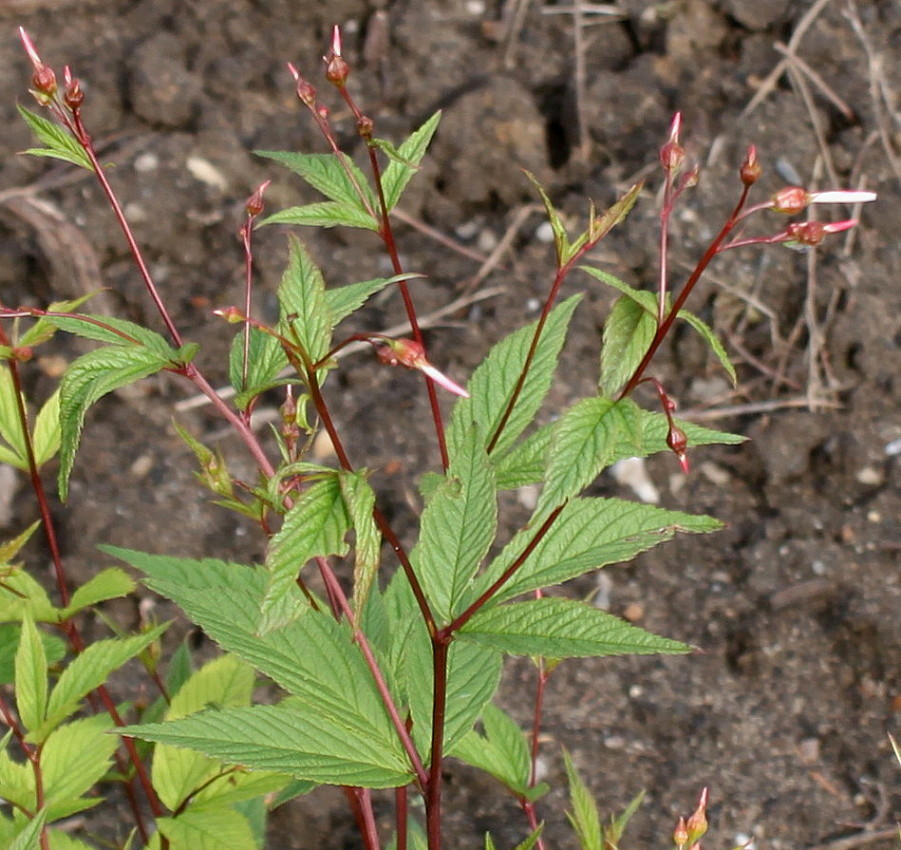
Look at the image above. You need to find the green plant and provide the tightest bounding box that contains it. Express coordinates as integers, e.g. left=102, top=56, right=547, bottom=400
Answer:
left=0, top=25, right=875, bottom=850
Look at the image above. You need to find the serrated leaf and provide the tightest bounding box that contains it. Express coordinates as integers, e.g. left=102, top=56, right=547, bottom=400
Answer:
left=42, top=314, right=174, bottom=357
left=0, top=568, right=56, bottom=622
left=15, top=613, right=47, bottom=733
left=380, top=111, right=442, bottom=210
left=260, top=201, right=379, bottom=231
left=677, top=308, right=737, bottom=385
left=18, top=105, right=94, bottom=171
left=412, top=423, right=496, bottom=621
left=564, top=750, right=602, bottom=850
left=256, top=150, right=375, bottom=211
left=61, top=567, right=135, bottom=616
left=447, top=295, right=581, bottom=460
left=536, top=397, right=640, bottom=515
left=9, top=808, right=47, bottom=850
left=103, top=548, right=408, bottom=770
left=156, top=807, right=257, bottom=850
left=41, top=623, right=169, bottom=736
left=0, top=520, right=41, bottom=564
left=57, top=344, right=171, bottom=500
left=42, top=713, right=117, bottom=807
left=0, top=363, right=29, bottom=467
left=460, top=597, right=688, bottom=658
left=324, top=273, right=420, bottom=327
left=473, top=497, right=722, bottom=605
left=277, top=235, right=332, bottom=366
left=31, top=388, right=61, bottom=467
left=339, top=471, right=381, bottom=615
left=493, top=422, right=554, bottom=490
left=228, top=325, right=290, bottom=410
left=524, top=170, right=569, bottom=265
left=0, top=623, right=65, bottom=686
left=261, top=475, right=350, bottom=633
left=152, top=655, right=255, bottom=811
left=600, top=296, right=658, bottom=397
left=123, top=699, right=413, bottom=788
left=450, top=703, right=531, bottom=795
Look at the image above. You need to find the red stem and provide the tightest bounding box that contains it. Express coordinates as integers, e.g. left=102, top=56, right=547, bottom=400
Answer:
left=425, top=635, right=451, bottom=850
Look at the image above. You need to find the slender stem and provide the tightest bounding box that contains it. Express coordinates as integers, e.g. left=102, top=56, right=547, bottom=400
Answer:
left=395, top=786, right=409, bottom=850
left=658, top=170, right=675, bottom=327
left=240, top=219, right=254, bottom=405
left=354, top=788, right=382, bottom=850
left=343, top=787, right=380, bottom=850
left=425, top=636, right=451, bottom=850
left=617, top=184, right=752, bottom=400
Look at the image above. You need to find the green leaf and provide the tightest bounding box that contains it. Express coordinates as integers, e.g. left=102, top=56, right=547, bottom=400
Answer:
left=447, top=294, right=581, bottom=459
left=42, top=314, right=175, bottom=356
left=0, top=567, right=56, bottom=623
left=413, top=423, right=496, bottom=621
left=15, top=613, right=47, bottom=734
left=493, top=422, right=554, bottom=490
left=260, top=201, right=379, bottom=231
left=339, top=471, right=381, bottom=615
left=156, top=807, right=257, bottom=850
left=459, top=597, right=688, bottom=658
left=677, top=308, right=737, bottom=385
left=17, top=105, right=94, bottom=171
left=0, top=363, right=29, bottom=468
left=152, top=655, right=255, bottom=811
left=564, top=750, right=602, bottom=850
left=473, top=497, right=722, bottom=604
left=8, top=808, right=47, bottom=850
left=42, top=713, right=118, bottom=810
left=0, top=520, right=41, bottom=564
left=484, top=826, right=544, bottom=850
left=0, top=624, right=65, bottom=686
left=600, top=296, right=657, bottom=397
left=450, top=703, right=531, bottom=795
left=41, top=623, right=169, bottom=737
left=523, top=171, right=570, bottom=265
left=104, top=548, right=410, bottom=775
left=380, top=111, right=442, bottom=210
left=536, top=396, right=640, bottom=515
left=277, top=235, right=332, bottom=365
left=31, top=388, right=61, bottom=468
left=57, top=344, right=171, bottom=500
left=256, top=150, right=375, bottom=211
left=123, top=700, right=413, bottom=788
left=228, top=325, right=289, bottom=410
left=324, top=273, right=420, bottom=328
left=261, top=475, right=350, bottom=633
left=61, top=567, right=136, bottom=616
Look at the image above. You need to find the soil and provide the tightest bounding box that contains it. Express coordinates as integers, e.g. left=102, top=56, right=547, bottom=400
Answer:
left=0, top=1, right=899, bottom=849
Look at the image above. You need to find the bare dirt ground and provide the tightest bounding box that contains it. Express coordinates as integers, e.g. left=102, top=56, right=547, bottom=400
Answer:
left=0, top=1, right=898, bottom=848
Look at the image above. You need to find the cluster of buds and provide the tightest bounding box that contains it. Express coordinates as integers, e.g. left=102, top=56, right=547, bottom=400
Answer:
left=19, top=27, right=86, bottom=129
left=673, top=787, right=709, bottom=850
left=373, top=337, right=469, bottom=398
left=659, top=112, right=700, bottom=194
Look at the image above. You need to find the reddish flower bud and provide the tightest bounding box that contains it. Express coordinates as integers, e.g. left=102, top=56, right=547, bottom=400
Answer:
left=12, top=346, right=34, bottom=362
left=213, top=306, right=245, bottom=323
left=740, top=145, right=761, bottom=186
left=667, top=423, right=690, bottom=473
left=63, top=68, right=84, bottom=111
left=245, top=180, right=271, bottom=217
left=673, top=815, right=689, bottom=847
left=660, top=112, right=685, bottom=173
left=324, top=25, right=350, bottom=87
left=375, top=338, right=469, bottom=397
left=770, top=186, right=810, bottom=214
left=288, top=63, right=317, bottom=107
left=31, top=64, right=57, bottom=98
left=785, top=221, right=826, bottom=246
left=357, top=115, right=374, bottom=139
left=686, top=787, right=709, bottom=844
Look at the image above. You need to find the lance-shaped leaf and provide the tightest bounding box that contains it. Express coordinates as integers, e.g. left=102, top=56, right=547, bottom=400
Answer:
left=14, top=614, right=47, bottom=734
left=564, top=749, right=602, bottom=850
left=8, top=808, right=47, bottom=850
left=277, top=235, right=332, bottom=365
left=261, top=475, right=350, bottom=633
left=676, top=308, right=737, bottom=385
left=58, top=344, right=173, bottom=499
left=255, top=150, right=375, bottom=211
left=42, top=314, right=174, bottom=355
left=379, top=110, right=442, bottom=210
left=123, top=699, right=413, bottom=789
left=0, top=624, right=65, bottom=686
left=447, top=295, right=581, bottom=460
left=339, top=470, right=381, bottom=615
left=324, top=273, right=420, bottom=327
left=18, top=105, right=93, bottom=171
left=103, top=548, right=407, bottom=763
left=412, top=423, right=496, bottom=622
left=450, top=703, right=534, bottom=798
left=459, top=596, right=688, bottom=658
left=471, top=497, right=721, bottom=605
left=261, top=201, right=379, bottom=231
left=600, top=295, right=658, bottom=398
left=39, top=623, right=169, bottom=738
left=536, top=396, right=640, bottom=515
left=61, top=567, right=135, bottom=617
left=228, top=325, right=289, bottom=410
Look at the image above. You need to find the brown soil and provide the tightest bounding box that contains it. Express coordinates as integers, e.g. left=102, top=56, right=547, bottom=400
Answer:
left=0, top=1, right=898, bottom=848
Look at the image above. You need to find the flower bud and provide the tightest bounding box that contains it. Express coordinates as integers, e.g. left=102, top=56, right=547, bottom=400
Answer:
left=375, top=338, right=469, bottom=397
left=245, top=180, right=271, bottom=217
left=288, top=63, right=317, bottom=107
left=673, top=815, right=689, bottom=847
left=63, top=68, right=84, bottom=111
left=324, top=26, right=350, bottom=87
left=357, top=115, right=374, bottom=139
left=667, top=423, right=690, bottom=473
left=686, top=787, right=709, bottom=844
left=740, top=145, right=761, bottom=186
left=31, top=64, right=57, bottom=97
left=12, top=346, right=34, bottom=362
left=213, top=306, right=245, bottom=323
left=660, top=112, right=685, bottom=173
left=785, top=221, right=826, bottom=246
left=770, top=186, right=809, bottom=214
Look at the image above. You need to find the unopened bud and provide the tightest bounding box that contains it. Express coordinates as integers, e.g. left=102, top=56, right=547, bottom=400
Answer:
left=288, top=64, right=317, bottom=107
left=357, top=115, right=374, bottom=139
left=740, top=145, right=761, bottom=186
left=63, top=69, right=84, bottom=111
left=245, top=180, right=271, bottom=217
left=213, top=306, right=245, bottom=323
left=324, top=26, right=350, bottom=87
left=770, top=186, right=810, bottom=214
left=12, top=346, right=34, bottom=362
left=673, top=815, right=689, bottom=847
left=686, top=788, right=709, bottom=844
left=375, top=338, right=469, bottom=397
left=667, top=423, right=690, bottom=473
left=660, top=112, right=685, bottom=172
left=31, top=64, right=57, bottom=97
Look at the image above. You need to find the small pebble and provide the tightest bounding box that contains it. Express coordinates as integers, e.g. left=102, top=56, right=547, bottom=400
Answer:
left=186, top=156, right=229, bottom=192
left=134, top=152, right=159, bottom=172
left=855, top=466, right=883, bottom=486
left=129, top=454, right=154, bottom=479
left=534, top=221, right=555, bottom=243
left=594, top=572, right=612, bottom=610
left=884, top=437, right=901, bottom=456
left=516, top=484, right=539, bottom=511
